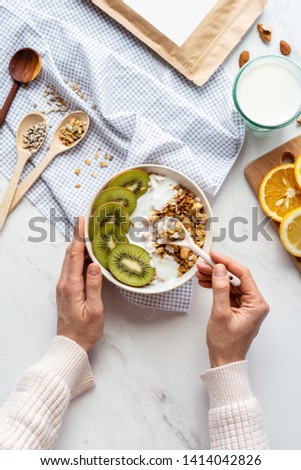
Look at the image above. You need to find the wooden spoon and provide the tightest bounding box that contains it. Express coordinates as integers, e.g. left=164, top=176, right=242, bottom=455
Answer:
left=0, top=48, right=42, bottom=127
left=8, top=111, right=90, bottom=214
left=0, top=112, right=46, bottom=230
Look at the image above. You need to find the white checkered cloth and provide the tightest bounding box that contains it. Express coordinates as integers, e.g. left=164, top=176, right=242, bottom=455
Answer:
left=0, top=0, right=244, bottom=313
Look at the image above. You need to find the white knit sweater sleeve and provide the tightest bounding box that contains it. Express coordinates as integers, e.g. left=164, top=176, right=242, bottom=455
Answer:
left=0, top=336, right=94, bottom=450
left=201, top=361, right=269, bottom=450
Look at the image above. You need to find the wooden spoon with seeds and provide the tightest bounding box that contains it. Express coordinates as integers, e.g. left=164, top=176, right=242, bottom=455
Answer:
left=0, top=112, right=46, bottom=230
left=8, top=111, right=90, bottom=215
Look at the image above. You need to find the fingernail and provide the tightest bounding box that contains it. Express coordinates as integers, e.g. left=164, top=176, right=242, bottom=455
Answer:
left=197, top=262, right=205, bottom=269
left=89, top=265, right=100, bottom=276
left=73, top=216, right=79, bottom=235
left=214, top=264, right=227, bottom=277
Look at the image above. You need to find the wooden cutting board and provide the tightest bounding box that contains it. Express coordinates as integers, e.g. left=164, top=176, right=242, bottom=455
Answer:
left=244, top=135, right=301, bottom=273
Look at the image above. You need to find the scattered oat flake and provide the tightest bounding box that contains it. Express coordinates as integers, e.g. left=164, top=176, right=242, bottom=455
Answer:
left=67, top=80, right=89, bottom=101
left=100, top=161, right=107, bottom=168
left=85, top=159, right=92, bottom=166
left=104, top=153, right=108, bottom=160
left=109, top=156, right=114, bottom=161
left=33, top=102, right=38, bottom=108
left=91, top=104, right=97, bottom=110
left=98, top=147, right=101, bottom=151
left=74, top=168, right=81, bottom=175
left=95, top=153, right=99, bottom=160
left=91, top=172, right=98, bottom=178
left=42, top=84, right=70, bottom=115
left=75, top=183, right=81, bottom=188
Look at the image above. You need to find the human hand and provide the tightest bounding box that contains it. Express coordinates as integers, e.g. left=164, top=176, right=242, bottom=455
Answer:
left=56, top=215, right=104, bottom=352
left=196, top=251, right=269, bottom=368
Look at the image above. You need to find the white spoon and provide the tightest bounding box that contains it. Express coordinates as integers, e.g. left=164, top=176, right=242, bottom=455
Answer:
left=157, top=217, right=241, bottom=287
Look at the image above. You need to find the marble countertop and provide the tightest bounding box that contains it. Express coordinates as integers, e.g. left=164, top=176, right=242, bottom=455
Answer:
left=0, top=0, right=300, bottom=450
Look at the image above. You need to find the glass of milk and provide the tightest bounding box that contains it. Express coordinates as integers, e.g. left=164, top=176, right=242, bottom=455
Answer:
left=233, top=55, right=301, bottom=132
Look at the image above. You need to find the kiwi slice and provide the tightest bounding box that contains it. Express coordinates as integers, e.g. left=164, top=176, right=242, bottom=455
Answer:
left=93, top=187, right=137, bottom=214
left=92, top=225, right=127, bottom=269
left=89, top=203, right=129, bottom=241
left=108, top=169, right=150, bottom=198
left=108, top=243, right=156, bottom=287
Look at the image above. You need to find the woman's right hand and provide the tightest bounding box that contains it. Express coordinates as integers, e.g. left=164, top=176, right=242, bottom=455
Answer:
left=196, top=252, right=270, bottom=368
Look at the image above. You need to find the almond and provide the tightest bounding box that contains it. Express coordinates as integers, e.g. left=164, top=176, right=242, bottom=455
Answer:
left=239, top=51, right=250, bottom=68
left=257, top=23, right=272, bottom=43
left=280, top=40, right=291, bottom=56
left=296, top=117, right=301, bottom=125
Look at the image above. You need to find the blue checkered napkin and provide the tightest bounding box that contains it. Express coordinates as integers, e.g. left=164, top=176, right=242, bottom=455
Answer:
left=0, top=0, right=244, bottom=313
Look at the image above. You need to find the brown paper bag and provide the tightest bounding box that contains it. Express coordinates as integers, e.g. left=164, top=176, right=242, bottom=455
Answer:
left=92, top=0, right=268, bottom=86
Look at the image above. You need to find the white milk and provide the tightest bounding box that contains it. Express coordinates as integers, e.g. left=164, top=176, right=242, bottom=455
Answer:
left=236, top=62, right=301, bottom=126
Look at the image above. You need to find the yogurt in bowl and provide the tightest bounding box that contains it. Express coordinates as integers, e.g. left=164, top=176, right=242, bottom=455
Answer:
left=128, top=173, right=180, bottom=286
left=85, top=165, right=213, bottom=294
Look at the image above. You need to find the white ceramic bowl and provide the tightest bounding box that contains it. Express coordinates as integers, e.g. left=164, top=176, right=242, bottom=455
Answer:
left=85, top=165, right=213, bottom=294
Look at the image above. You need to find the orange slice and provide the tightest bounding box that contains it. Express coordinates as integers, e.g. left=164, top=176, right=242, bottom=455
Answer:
left=295, top=154, right=301, bottom=190
left=259, top=164, right=301, bottom=222
left=279, top=207, right=301, bottom=257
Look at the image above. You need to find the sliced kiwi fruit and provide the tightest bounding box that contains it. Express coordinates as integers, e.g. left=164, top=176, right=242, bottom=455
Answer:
left=108, top=243, right=156, bottom=287
left=92, top=225, right=128, bottom=269
left=108, top=169, right=150, bottom=198
left=89, top=202, right=130, bottom=241
left=92, top=187, right=137, bottom=214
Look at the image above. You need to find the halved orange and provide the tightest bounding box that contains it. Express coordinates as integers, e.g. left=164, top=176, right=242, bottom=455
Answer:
left=279, top=207, right=301, bottom=257
left=295, top=154, right=301, bottom=190
left=259, top=164, right=301, bottom=222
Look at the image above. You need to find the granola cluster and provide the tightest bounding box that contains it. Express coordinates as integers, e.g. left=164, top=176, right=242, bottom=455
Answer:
left=149, top=187, right=207, bottom=276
